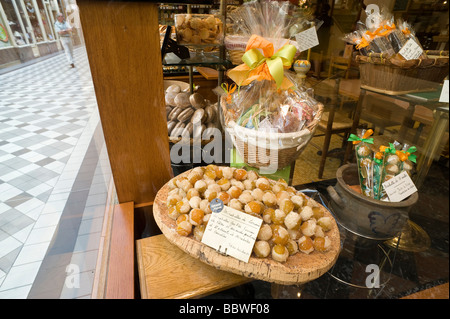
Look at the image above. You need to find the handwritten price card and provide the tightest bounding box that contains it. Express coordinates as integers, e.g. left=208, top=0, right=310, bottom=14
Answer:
left=295, top=27, right=319, bottom=52
left=382, top=171, right=418, bottom=202
left=201, top=205, right=262, bottom=263
left=399, top=38, right=423, bottom=60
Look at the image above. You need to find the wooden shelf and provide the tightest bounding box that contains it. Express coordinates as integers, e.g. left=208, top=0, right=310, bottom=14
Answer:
left=136, top=234, right=251, bottom=299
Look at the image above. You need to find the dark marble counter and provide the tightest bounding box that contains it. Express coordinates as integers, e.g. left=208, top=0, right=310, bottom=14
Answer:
left=205, top=159, right=449, bottom=299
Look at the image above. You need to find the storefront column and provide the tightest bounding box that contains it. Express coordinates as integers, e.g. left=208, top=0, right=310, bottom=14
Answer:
left=31, top=0, right=48, bottom=41
left=10, top=0, right=30, bottom=44
left=78, top=0, right=172, bottom=205
left=42, top=0, right=56, bottom=40
left=19, top=0, right=37, bottom=44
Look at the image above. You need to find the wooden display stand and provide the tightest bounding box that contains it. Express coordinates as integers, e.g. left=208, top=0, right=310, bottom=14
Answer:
left=136, top=234, right=251, bottom=299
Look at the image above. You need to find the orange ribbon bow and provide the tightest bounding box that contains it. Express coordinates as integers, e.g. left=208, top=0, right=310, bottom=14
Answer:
left=227, top=34, right=296, bottom=90
left=402, top=28, right=411, bottom=36
left=396, top=150, right=409, bottom=162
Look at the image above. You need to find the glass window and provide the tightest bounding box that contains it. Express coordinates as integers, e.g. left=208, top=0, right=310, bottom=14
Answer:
left=1, top=0, right=28, bottom=45
left=23, top=0, right=44, bottom=42
left=0, top=14, right=13, bottom=48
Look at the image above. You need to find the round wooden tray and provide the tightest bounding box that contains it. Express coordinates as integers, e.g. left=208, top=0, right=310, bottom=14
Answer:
left=153, top=169, right=341, bottom=285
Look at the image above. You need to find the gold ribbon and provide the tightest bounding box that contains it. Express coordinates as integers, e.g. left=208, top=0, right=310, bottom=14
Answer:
left=227, top=35, right=297, bottom=89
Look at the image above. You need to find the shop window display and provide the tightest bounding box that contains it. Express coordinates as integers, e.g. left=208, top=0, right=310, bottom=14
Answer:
left=0, top=0, right=446, bottom=300
left=0, top=15, right=12, bottom=47
left=23, top=0, right=44, bottom=42
left=1, top=0, right=29, bottom=45
left=36, top=0, right=54, bottom=40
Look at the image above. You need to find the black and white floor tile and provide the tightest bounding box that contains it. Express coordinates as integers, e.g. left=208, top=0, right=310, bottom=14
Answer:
left=0, top=46, right=113, bottom=298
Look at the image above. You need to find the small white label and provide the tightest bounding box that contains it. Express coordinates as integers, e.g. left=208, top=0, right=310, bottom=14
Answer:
left=201, top=205, right=262, bottom=263
left=439, top=80, right=449, bottom=103
left=382, top=171, right=418, bottom=202
left=295, top=27, right=320, bottom=52
left=399, top=38, right=423, bottom=60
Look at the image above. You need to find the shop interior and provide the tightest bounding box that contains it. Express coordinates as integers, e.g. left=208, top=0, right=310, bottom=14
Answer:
left=75, top=0, right=449, bottom=300
left=1, top=0, right=447, bottom=300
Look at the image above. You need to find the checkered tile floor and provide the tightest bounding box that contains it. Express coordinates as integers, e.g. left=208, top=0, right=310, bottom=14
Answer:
left=0, top=47, right=113, bottom=298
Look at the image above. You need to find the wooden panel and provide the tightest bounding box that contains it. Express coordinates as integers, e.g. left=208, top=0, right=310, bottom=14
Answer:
left=196, top=67, right=219, bottom=80
left=136, top=234, right=251, bottom=299
left=105, top=202, right=135, bottom=299
left=78, top=1, right=172, bottom=204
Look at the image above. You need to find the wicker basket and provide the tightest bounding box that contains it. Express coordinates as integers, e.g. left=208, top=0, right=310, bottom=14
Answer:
left=356, top=50, right=449, bottom=95
left=224, top=99, right=324, bottom=170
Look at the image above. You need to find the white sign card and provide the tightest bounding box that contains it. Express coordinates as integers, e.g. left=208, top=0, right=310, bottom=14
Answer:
left=201, top=204, right=262, bottom=263
left=295, top=27, right=320, bottom=52
left=382, top=171, right=418, bottom=202
left=399, top=38, right=424, bottom=60
left=439, top=80, right=449, bottom=103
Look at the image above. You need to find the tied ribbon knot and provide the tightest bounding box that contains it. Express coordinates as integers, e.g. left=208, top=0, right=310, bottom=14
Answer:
left=402, top=28, right=411, bottom=36
left=356, top=37, right=370, bottom=50
left=348, top=129, right=374, bottom=145
left=380, top=142, right=397, bottom=155
left=365, top=24, right=396, bottom=39
left=374, top=150, right=384, bottom=165
left=221, top=82, right=237, bottom=104
left=396, top=146, right=417, bottom=163
left=227, top=35, right=297, bottom=89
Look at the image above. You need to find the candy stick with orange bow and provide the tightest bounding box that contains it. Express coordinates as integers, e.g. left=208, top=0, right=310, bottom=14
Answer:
left=378, top=142, right=403, bottom=201
left=373, top=147, right=386, bottom=200
left=398, top=145, right=417, bottom=176
left=348, top=129, right=375, bottom=197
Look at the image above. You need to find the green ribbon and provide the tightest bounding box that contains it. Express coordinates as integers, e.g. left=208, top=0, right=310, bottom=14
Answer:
left=383, top=142, right=397, bottom=154
left=347, top=133, right=374, bottom=144
left=241, top=44, right=297, bottom=89
left=405, top=146, right=417, bottom=163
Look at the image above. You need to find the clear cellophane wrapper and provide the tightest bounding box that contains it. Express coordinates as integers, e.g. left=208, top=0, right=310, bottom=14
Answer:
left=219, top=78, right=321, bottom=147
left=378, top=141, right=402, bottom=201
left=372, top=149, right=385, bottom=200
left=219, top=0, right=322, bottom=149
left=354, top=130, right=374, bottom=197
left=344, top=9, right=428, bottom=60
left=225, top=0, right=302, bottom=58
left=396, top=19, right=428, bottom=59
left=399, top=143, right=416, bottom=177
left=373, top=142, right=416, bottom=201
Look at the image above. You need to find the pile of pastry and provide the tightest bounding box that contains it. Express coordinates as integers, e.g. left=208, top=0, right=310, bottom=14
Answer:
left=166, top=165, right=334, bottom=263
left=165, top=84, right=219, bottom=139
left=175, top=14, right=223, bottom=46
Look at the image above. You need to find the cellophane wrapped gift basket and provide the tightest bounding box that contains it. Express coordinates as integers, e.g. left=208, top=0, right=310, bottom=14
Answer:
left=219, top=0, right=323, bottom=171
left=343, top=5, right=449, bottom=95
left=225, top=0, right=302, bottom=65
